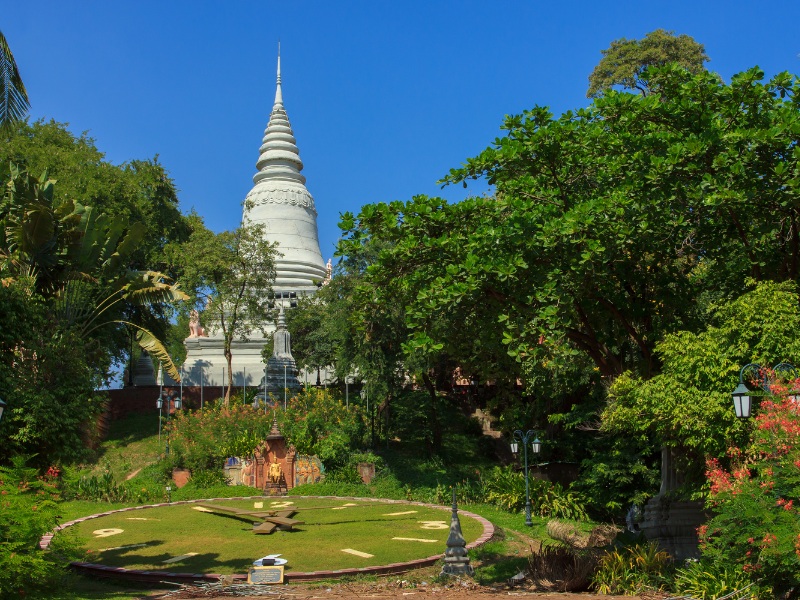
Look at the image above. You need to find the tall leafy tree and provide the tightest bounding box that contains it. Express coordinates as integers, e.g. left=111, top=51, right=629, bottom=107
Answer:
left=587, top=29, right=709, bottom=97
left=439, top=66, right=800, bottom=382
left=0, top=120, right=192, bottom=377
left=167, top=216, right=278, bottom=403
left=0, top=167, right=187, bottom=464
left=0, top=29, right=29, bottom=130
left=603, top=280, right=800, bottom=494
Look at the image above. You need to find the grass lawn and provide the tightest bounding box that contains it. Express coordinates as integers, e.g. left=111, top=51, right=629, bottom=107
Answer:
left=62, top=497, right=486, bottom=575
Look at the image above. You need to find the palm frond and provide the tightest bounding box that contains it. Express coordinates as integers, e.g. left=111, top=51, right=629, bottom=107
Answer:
left=0, top=29, right=30, bottom=128
left=127, top=322, right=181, bottom=381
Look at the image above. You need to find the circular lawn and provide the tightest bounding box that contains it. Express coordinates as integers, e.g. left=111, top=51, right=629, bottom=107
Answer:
left=48, top=496, right=493, bottom=581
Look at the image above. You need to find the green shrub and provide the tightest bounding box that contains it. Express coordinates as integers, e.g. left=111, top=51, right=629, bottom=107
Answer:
left=591, top=542, right=673, bottom=595
left=186, top=469, right=230, bottom=489
left=674, top=559, right=758, bottom=599
left=167, top=388, right=366, bottom=474
left=166, top=403, right=276, bottom=472
left=482, top=466, right=589, bottom=519
left=61, top=466, right=162, bottom=504
left=699, top=395, right=800, bottom=596
left=0, top=457, right=75, bottom=597
left=279, top=388, right=367, bottom=470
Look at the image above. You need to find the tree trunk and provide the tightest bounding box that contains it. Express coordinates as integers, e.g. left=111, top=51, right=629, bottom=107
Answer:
left=422, top=372, right=443, bottom=453
left=225, top=348, right=233, bottom=405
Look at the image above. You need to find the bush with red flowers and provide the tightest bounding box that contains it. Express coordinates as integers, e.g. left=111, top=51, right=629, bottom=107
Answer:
left=699, top=394, right=800, bottom=596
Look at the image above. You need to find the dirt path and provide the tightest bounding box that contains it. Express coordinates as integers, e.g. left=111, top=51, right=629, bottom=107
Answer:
left=151, top=580, right=642, bottom=600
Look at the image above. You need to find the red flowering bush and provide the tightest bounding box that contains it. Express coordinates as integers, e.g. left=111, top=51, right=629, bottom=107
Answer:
left=700, top=395, right=800, bottom=596
left=166, top=388, right=366, bottom=474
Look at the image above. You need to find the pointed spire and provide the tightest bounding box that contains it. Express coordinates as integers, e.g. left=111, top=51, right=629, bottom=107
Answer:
left=277, top=302, right=287, bottom=330
left=251, top=46, right=306, bottom=186
left=275, top=43, right=283, bottom=106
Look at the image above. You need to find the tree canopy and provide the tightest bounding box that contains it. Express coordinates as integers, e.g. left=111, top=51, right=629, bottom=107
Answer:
left=166, top=216, right=278, bottom=402
left=603, top=280, right=800, bottom=491
left=331, top=65, right=800, bottom=508
left=587, top=29, right=709, bottom=97
left=0, top=167, right=186, bottom=464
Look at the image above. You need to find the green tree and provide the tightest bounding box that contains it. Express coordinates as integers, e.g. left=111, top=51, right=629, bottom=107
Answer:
left=603, top=280, right=800, bottom=494
left=285, top=293, right=337, bottom=380
left=0, top=167, right=186, bottom=463
left=0, top=457, right=73, bottom=597
left=0, top=120, right=192, bottom=379
left=0, top=29, right=29, bottom=130
left=168, top=216, right=278, bottom=403
left=587, top=29, right=709, bottom=97
left=0, top=120, right=190, bottom=273
left=440, top=66, right=800, bottom=383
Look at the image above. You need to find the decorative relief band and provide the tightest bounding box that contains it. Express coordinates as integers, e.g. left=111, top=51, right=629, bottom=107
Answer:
left=247, top=187, right=317, bottom=212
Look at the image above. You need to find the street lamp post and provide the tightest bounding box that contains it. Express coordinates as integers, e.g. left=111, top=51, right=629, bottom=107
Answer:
left=345, top=376, right=352, bottom=409
left=157, top=394, right=163, bottom=441
left=158, top=390, right=181, bottom=456
left=731, top=362, right=798, bottom=418
left=511, top=429, right=542, bottom=527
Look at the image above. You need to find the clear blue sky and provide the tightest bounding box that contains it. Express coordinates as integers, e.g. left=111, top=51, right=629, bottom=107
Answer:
left=6, top=1, right=800, bottom=260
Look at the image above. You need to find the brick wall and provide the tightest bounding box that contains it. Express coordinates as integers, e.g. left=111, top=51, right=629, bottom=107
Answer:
left=103, top=385, right=235, bottom=420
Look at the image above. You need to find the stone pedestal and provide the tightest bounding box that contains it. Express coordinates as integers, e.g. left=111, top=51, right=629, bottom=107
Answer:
left=640, top=497, right=707, bottom=560
left=639, top=447, right=708, bottom=560
left=182, top=336, right=268, bottom=387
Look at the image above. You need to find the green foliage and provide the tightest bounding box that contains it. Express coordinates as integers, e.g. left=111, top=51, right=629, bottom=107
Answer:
left=166, top=215, right=277, bottom=401
left=1, top=120, right=190, bottom=274
left=591, top=542, right=673, bottom=595
left=279, top=387, right=367, bottom=470
left=183, top=469, right=230, bottom=489
left=587, top=29, right=709, bottom=97
left=62, top=470, right=156, bottom=504
left=166, top=403, right=276, bottom=472
left=166, top=388, right=365, bottom=474
left=285, top=294, right=338, bottom=373
left=604, top=281, right=800, bottom=494
left=0, top=457, right=73, bottom=597
left=673, top=559, right=757, bottom=599
left=440, top=67, right=800, bottom=382
left=699, top=395, right=800, bottom=596
left=481, top=466, right=589, bottom=520
left=0, top=29, right=29, bottom=129
left=0, top=301, right=106, bottom=465
left=0, top=166, right=187, bottom=465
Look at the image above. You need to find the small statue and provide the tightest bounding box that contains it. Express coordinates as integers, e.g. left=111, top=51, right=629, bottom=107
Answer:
left=242, top=459, right=254, bottom=487
left=268, top=457, right=282, bottom=484
left=188, top=310, right=207, bottom=338
left=322, top=258, right=333, bottom=285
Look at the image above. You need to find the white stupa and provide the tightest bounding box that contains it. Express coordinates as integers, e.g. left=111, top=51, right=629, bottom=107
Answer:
left=181, top=52, right=328, bottom=388
left=243, top=52, right=327, bottom=294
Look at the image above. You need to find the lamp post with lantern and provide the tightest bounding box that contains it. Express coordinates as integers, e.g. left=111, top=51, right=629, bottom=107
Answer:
left=157, top=389, right=181, bottom=456
left=511, top=429, right=541, bottom=527
left=731, top=362, right=799, bottom=419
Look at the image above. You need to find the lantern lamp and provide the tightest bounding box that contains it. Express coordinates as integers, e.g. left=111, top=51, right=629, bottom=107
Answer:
left=732, top=382, right=751, bottom=419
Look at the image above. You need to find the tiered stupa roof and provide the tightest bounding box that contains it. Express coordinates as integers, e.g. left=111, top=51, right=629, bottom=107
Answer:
left=243, top=53, right=327, bottom=292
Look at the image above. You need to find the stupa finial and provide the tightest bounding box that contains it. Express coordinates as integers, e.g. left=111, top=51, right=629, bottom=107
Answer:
left=275, top=43, right=283, bottom=105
